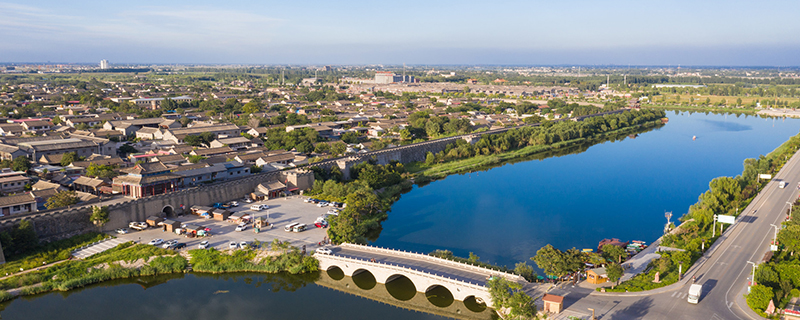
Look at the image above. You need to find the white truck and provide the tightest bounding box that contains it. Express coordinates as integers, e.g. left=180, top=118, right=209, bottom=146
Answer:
left=687, top=283, right=702, bottom=304
left=780, top=181, right=788, bottom=189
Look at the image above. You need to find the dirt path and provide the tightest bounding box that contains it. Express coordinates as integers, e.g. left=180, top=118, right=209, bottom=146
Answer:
left=0, top=259, right=70, bottom=282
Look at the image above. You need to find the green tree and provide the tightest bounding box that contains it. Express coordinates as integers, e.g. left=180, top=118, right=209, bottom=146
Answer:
left=601, top=244, right=627, bottom=263
left=60, top=152, right=77, bottom=166
left=331, top=141, right=347, bottom=156
left=514, top=262, right=536, bottom=282
left=341, top=131, right=360, bottom=144
left=532, top=244, right=568, bottom=277
left=184, top=135, right=203, bottom=146
left=86, top=164, right=117, bottom=178
left=90, top=206, right=109, bottom=226
left=314, top=143, right=330, bottom=154
left=399, top=129, right=412, bottom=141
left=488, top=277, right=535, bottom=319
left=778, top=224, right=800, bottom=254
left=746, top=284, right=773, bottom=314
left=425, top=152, right=435, bottom=165
left=296, top=141, right=313, bottom=153
left=45, top=190, right=79, bottom=209
left=606, top=263, right=624, bottom=288
left=119, top=144, right=138, bottom=155
left=11, top=156, right=30, bottom=172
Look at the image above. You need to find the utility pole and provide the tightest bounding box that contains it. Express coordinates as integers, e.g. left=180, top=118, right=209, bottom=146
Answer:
left=712, top=214, right=717, bottom=238
left=747, top=261, right=757, bottom=287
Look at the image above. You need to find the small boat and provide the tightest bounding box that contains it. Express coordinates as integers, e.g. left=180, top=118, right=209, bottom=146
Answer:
left=692, top=136, right=696, bottom=141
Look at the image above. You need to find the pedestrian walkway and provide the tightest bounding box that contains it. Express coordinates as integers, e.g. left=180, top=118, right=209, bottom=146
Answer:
left=72, top=238, right=127, bottom=259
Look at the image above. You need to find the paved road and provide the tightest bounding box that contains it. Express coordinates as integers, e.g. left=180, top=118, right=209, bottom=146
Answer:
left=547, top=149, right=800, bottom=319
left=332, top=246, right=502, bottom=287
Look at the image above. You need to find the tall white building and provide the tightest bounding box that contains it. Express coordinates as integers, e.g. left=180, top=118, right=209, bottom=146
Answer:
left=100, top=59, right=109, bottom=69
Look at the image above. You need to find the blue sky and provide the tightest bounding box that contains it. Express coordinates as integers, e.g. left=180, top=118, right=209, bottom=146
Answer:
left=1, top=0, right=799, bottom=65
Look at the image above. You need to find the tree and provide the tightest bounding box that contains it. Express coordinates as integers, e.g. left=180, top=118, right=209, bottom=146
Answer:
left=341, top=131, right=360, bottom=144
left=602, top=244, right=627, bottom=263
left=488, top=277, right=535, bottom=319
left=532, top=244, right=570, bottom=278
left=119, top=144, right=138, bottom=155
left=606, top=263, right=624, bottom=288
left=45, top=190, right=79, bottom=209
left=777, top=224, right=800, bottom=254
left=11, top=156, right=30, bottom=172
left=90, top=206, right=109, bottom=226
left=425, top=152, right=435, bottom=165
left=314, top=143, right=330, bottom=154
left=296, top=141, right=313, bottom=153
left=331, top=141, right=347, bottom=156
left=184, top=135, right=203, bottom=146
left=514, top=262, right=536, bottom=282
left=86, top=164, right=117, bottom=178
left=399, top=129, right=412, bottom=141
left=60, top=152, right=77, bottom=166
left=746, top=284, right=773, bottom=314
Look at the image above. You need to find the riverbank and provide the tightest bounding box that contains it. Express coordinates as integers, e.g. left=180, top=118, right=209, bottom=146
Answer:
left=0, top=239, right=320, bottom=303
left=642, top=104, right=758, bottom=115
left=408, top=120, right=664, bottom=181
left=606, top=128, right=800, bottom=292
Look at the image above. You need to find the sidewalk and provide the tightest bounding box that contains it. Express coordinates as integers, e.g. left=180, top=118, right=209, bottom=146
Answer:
left=72, top=238, right=127, bottom=259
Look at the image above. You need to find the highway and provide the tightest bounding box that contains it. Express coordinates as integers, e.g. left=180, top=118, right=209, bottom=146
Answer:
left=548, top=149, right=800, bottom=320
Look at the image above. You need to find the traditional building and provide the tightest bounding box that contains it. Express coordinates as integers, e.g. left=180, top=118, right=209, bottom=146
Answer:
left=112, top=162, right=181, bottom=198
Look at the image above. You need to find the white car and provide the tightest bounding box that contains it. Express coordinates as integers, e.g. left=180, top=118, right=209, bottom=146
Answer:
left=317, top=202, right=329, bottom=207
left=250, top=204, right=269, bottom=211
left=243, top=198, right=252, bottom=203
left=235, top=224, right=248, bottom=232
left=229, top=242, right=238, bottom=249
left=148, top=239, right=164, bottom=246
left=115, top=228, right=129, bottom=234
left=162, top=240, right=178, bottom=249
left=239, top=241, right=248, bottom=249
left=327, top=209, right=339, bottom=215
left=198, top=241, right=210, bottom=249
left=315, top=247, right=332, bottom=255
left=230, top=201, right=239, bottom=207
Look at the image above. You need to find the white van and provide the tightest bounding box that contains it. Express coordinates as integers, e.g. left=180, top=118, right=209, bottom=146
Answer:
left=687, top=283, right=702, bottom=304
left=284, top=222, right=300, bottom=232
left=292, top=224, right=307, bottom=232
left=780, top=181, right=788, bottom=189
left=251, top=204, right=269, bottom=211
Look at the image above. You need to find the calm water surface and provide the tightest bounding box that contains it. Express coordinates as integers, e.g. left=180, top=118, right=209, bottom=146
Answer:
left=373, top=111, right=800, bottom=267
left=3, top=111, right=799, bottom=319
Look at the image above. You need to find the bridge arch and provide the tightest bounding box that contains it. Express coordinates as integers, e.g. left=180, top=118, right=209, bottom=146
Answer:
left=385, top=274, right=416, bottom=301
left=425, top=284, right=454, bottom=308
left=326, top=266, right=345, bottom=280
left=463, top=295, right=488, bottom=312
left=352, top=269, right=376, bottom=290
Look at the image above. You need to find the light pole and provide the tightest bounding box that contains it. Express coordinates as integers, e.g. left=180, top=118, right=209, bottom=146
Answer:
left=702, top=239, right=706, bottom=252
left=770, top=224, right=780, bottom=246
left=788, top=201, right=794, bottom=215
left=713, top=214, right=718, bottom=238
left=679, top=261, right=683, bottom=280
left=747, top=261, right=757, bottom=288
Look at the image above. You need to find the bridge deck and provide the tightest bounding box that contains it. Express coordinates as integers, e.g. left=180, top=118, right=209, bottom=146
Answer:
left=332, top=246, right=499, bottom=287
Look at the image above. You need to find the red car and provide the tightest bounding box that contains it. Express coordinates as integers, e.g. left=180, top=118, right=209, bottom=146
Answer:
left=315, top=221, right=328, bottom=228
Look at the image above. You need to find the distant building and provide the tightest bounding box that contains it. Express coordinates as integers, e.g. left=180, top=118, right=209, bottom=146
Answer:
left=375, top=72, right=414, bottom=84
left=100, top=60, right=109, bottom=69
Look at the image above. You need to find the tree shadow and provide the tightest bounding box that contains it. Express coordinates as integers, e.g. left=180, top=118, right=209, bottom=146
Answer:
left=604, top=297, right=654, bottom=319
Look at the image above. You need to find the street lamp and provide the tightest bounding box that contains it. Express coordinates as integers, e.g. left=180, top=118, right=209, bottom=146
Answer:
left=788, top=201, right=794, bottom=214
left=746, top=261, right=757, bottom=287
left=770, top=224, right=780, bottom=246
left=679, top=261, right=683, bottom=280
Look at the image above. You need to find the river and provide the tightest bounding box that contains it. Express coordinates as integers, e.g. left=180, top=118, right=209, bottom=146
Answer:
left=1, top=111, right=798, bottom=319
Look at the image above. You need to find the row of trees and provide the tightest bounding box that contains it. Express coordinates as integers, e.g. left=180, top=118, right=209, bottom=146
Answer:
left=425, top=109, right=666, bottom=165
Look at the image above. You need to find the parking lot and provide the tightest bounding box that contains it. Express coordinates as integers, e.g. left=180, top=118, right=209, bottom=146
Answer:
left=112, top=196, right=336, bottom=251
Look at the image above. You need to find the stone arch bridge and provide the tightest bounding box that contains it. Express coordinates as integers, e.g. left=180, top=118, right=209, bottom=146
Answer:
left=314, top=243, right=527, bottom=308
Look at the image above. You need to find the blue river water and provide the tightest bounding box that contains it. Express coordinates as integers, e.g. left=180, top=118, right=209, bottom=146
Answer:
left=372, top=111, right=800, bottom=268
left=1, top=111, right=799, bottom=320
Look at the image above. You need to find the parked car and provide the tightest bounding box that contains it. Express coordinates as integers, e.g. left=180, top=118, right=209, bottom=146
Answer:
left=327, top=209, right=339, bottom=215
left=162, top=240, right=178, bottom=248
left=304, top=198, right=313, bottom=203
left=229, top=242, right=238, bottom=249
left=315, top=247, right=332, bottom=255
left=317, top=201, right=329, bottom=207
left=198, top=241, right=210, bottom=249
left=173, top=243, right=187, bottom=249
left=115, top=228, right=129, bottom=234
left=235, top=224, right=248, bottom=232
left=314, top=221, right=328, bottom=228
left=148, top=239, right=164, bottom=246
left=243, top=198, right=252, bottom=203
left=239, top=241, right=248, bottom=249
left=230, top=201, right=239, bottom=207
left=250, top=204, right=269, bottom=211
left=129, top=222, right=148, bottom=231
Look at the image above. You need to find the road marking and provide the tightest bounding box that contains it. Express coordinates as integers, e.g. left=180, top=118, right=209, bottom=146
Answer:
left=671, top=291, right=678, bottom=297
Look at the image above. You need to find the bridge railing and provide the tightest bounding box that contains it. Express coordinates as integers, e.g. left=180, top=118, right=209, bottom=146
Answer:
left=340, top=243, right=526, bottom=283
left=318, top=252, right=490, bottom=292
